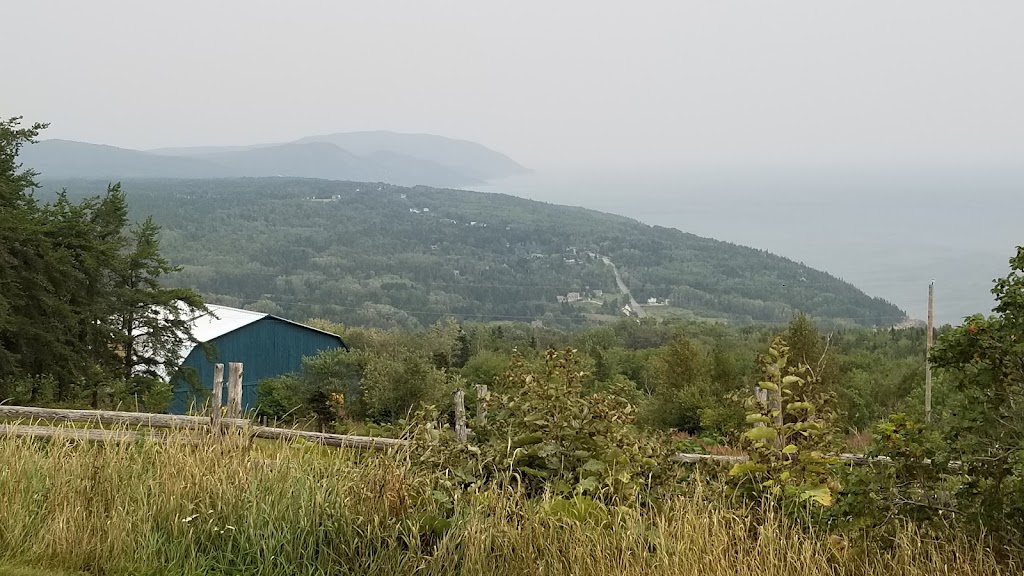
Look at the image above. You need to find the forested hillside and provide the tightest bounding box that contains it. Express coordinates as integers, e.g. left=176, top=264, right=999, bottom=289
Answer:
left=42, top=177, right=906, bottom=329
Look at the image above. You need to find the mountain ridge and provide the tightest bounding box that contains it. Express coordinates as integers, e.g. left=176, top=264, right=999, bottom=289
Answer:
left=20, top=132, right=529, bottom=188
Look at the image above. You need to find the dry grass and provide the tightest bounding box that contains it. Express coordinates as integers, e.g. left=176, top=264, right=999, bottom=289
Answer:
left=845, top=429, right=874, bottom=453
left=0, top=426, right=1016, bottom=576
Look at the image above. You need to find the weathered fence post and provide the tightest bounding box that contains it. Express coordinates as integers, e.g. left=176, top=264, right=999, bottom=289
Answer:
left=475, top=384, right=489, bottom=426
left=211, top=363, right=224, bottom=430
left=227, top=362, right=243, bottom=419
left=754, top=387, right=768, bottom=427
left=771, top=385, right=784, bottom=448
left=454, top=389, right=468, bottom=443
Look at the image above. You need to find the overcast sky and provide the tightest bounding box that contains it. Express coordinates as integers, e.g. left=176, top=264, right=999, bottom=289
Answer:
left=8, top=1, right=1023, bottom=169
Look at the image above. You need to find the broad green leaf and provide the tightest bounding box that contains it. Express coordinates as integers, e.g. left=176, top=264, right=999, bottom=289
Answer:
left=758, top=381, right=779, bottom=392
left=782, top=444, right=798, bottom=454
left=577, top=477, right=599, bottom=493
left=728, top=462, right=767, bottom=476
left=782, top=375, right=804, bottom=385
left=745, top=414, right=770, bottom=424
left=510, top=433, right=543, bottom=448
left=519, top=466, right=550, bottom=478
left=786, top=401, right=814, bottom=412
left=800, top=484, right=834, bottom=506
left=415, top=513, right=452, bottom=537
left=744, top=427, right=777, bottom=442
left=582, top=459, right=606, bottom=473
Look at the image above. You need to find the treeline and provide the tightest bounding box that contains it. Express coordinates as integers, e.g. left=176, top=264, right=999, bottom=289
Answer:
left=0, top=118, right=203, bottom=409
left=40, top=176, right=907, bottom=329
left=255, top=314, right=934, bottom=437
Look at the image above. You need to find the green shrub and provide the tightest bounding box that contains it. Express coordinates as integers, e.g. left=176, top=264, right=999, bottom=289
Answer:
left=414, top=348, right=671, bottom=503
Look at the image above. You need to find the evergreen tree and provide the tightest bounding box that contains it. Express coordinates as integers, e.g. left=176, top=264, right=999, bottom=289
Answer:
left=647, top=333, right=711, bottom=432
left=110, top=216, right=206, bottom=410
left=784, top=313, right=840, bottom=394
left=0, top=117, right=205, bottom=409
left=453, top=329, right=473, bottom=369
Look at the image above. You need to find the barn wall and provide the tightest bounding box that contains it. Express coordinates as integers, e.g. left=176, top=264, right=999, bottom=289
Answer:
left=170, top=317, right=343, bottom=414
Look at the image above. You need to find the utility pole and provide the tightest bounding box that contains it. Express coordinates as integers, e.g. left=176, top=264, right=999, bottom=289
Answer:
left=925, top=280, right=934, bottom=423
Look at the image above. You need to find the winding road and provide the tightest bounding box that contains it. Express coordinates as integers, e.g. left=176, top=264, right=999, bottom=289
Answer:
left=602, top=256, right=646, bottom=318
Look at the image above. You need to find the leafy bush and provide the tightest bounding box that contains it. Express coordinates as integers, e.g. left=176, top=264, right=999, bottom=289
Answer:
left=414, top=348, right=670, bottom=503
left=729, top=336, right=839, bottom=508
left=837, top=414, right=957, bottom=540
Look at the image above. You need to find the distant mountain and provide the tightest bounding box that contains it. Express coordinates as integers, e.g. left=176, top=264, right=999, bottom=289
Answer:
left=294, top=131, right=530, bottom=183
left=17, top=140, right=230, bottom=179
left=197, top=142, right=378, bottom=181
left=19, top=132, right=528, bottom=188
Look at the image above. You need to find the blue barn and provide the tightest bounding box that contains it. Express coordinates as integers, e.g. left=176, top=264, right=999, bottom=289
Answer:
left=169, top=305, right=346, bottom=414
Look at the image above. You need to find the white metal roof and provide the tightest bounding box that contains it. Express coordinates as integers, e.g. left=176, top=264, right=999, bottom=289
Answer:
left=147, top=303, right=345, bottom=381
left=178, top=304, right=268, bottom=360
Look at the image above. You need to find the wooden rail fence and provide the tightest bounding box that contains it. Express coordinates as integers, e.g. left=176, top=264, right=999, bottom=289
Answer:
left=0, top=405, right=404, bottom=450
left=0, top=362, right=403, bottom=451
left=0, top=364, right=939, bottom=465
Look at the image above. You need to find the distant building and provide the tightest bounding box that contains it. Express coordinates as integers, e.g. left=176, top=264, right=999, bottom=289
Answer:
left=170, top=305, right=346, bottom=414
left=567, top=292, right=581, bottom=303
left=531, top=320, right=544, bottom=328
left=593, top=289, right=603, bottom=297
left=647, top=297, right=658, bottom=305
left=556, top=295, right=568, bottom=303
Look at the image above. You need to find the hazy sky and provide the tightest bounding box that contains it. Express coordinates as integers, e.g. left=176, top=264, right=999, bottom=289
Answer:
left=8, top=1, right=1024, bottom=169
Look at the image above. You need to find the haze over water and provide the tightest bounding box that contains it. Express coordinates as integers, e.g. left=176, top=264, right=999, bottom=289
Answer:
left=478, top=167, right=1023, bottom=326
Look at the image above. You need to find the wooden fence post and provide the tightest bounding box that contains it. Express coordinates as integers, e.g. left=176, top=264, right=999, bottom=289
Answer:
left=454, top=389, right=468, bottom=443
left=475, top=384, right=489, bottom=426
left=771, top=385, right=784, bottom=448
left=211, top=363, right=224, bottom=430
left=754, top=387, right=768, bottom=428
left=227, top=362, right=243, bottom=419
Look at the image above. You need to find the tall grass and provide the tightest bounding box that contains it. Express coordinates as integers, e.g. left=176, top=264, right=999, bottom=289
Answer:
left=0, top=427, right=1016, bottom=575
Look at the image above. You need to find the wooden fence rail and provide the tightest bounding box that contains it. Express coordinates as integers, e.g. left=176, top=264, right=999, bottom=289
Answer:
left=250, top=426, right=405, bottom=450
left=0, top=424, right=150, bottom=443
left=0, top=404, right=405, bottom=451
left=0, top=397, right=960, bottom=465
left=0, top=406, right=962, bottom=466
left=0, top=405, right=250, bottom=430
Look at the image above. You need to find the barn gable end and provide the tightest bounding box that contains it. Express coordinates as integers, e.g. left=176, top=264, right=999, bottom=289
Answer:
left=170, top=310, right=345, bottom=414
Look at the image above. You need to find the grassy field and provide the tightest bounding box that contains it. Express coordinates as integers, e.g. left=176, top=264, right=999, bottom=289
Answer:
left=0, top=427, right=1017, bottom=576
left=0, top=568, right=85, bottom=576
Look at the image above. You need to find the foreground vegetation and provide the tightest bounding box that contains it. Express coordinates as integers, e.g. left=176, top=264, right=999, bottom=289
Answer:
left=0, top=431, right=1016, bottom=576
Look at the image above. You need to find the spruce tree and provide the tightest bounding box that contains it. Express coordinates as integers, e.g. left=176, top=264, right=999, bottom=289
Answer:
left=110, top=216, right=206, bottom=410
left=1, top=116, right=206, bottom=409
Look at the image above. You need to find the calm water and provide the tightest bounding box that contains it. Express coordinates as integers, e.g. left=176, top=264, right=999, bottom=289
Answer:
left=475, top=167, right=1023, bottom=325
